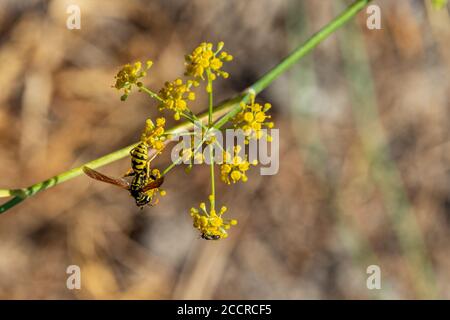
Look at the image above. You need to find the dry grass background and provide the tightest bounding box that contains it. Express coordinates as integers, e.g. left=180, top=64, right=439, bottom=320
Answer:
left=0, top=0, right=449, bottom=299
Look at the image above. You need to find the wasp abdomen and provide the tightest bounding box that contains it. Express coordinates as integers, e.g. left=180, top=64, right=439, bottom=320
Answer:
left=130, top=172, right=147, bottom=192
left=130, top=143, right=149, bottom=173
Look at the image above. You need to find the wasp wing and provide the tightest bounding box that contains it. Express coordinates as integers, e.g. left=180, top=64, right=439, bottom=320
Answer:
left=141, top=177, right=164, bottom=192
left=83, top=166, right=130, bottom=190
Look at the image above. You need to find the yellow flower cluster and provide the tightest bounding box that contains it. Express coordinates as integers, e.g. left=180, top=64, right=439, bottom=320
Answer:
left=147, top=168, right=167, bottom=199
left=233, top=95, right=274, bottom=143
left=158, top=79, right=198, bottom=120
left=220, top=146, right=257, bottom=184
left=141, top=117, right=166, bottom=151
left=108, top=42, right=274, bottom=240
left=114, top=60, right=153, bottom=101
left=185, top=42, right=233, bottom=83
left=190, top=196, right=237, bottom=239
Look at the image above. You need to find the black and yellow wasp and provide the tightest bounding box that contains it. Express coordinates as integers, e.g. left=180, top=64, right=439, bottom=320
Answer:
left=83, top=142, right=164, bottom=208
left=201, top=234, right=220, bottom=241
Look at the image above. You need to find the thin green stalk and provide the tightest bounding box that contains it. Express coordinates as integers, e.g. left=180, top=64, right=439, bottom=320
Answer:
left=181, top=113, right=198, bottom=125
left=213, top=94, right=249, bottom=130
left=0, top=0, right=371, bottom=214
left=209, top=146, right=215, bottom=210
left=207, top=68, right=216, bottom=210
left=0, top=190, right=12, bottom=198
left=207, top=70, right=214, bottom=126
left=162, top=131, right=195, bottom=137
left=181, top=111, right=209, bottom=131
left=161, top=160, right=178, bottom=177
left=0, top=106, right=231, bottom=214
left=139, top=86, right=164, bottom=103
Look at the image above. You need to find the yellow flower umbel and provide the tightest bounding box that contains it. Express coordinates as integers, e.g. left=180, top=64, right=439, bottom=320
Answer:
left=220, top=145, right=257, bottom=184
left=190, top=195, right=237, bottom=240
left=146, top=168, right=167, bottom=201
left=185, top=42, right=233, bottom=82
left=141, top=117, right=166, bottom=151
left=114, top=60, right=153, bottom=101
left=233, top=94, right=274, bottom=143
left=158, top=79, right=198, bottom=120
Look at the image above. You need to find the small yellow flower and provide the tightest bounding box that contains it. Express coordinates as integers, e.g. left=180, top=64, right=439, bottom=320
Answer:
left=220, top=145, right=257, bottom=184
left=114, top=60, right=153, bottom=101
left=233, top=94, right=274, bottom=143
left=185, top=42, right=233, bottom=82
left=145, top=168, right=167, bottom=201
left=141, top=117, right=166, bottom=151
left=158, top=79, right=198, bottom=120
left=190, top=196, right=237, bottom=240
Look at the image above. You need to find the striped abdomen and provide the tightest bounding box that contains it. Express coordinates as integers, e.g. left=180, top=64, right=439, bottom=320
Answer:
left=130, top=142, right=149, bottom=174
left=130, top=172, right=148, bottom=195
left=130, top=172, right=151, bottom=207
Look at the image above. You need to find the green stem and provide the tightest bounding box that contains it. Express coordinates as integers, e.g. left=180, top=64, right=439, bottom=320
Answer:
left=0, top=0, right=371, bottom=214
left=163, top=131, right=195, bottom=137
left=213, top=94, right=249, bottom=130
left=181, top=111, right=209, bottom=131
left=139, top=86, right=164, bottom=102
left=0, top=190, right=12, bottom=198
left=180, top=113, right=198, bottom=125
left=161, top=160, right=179, bottom=177
left=207, top=70, right=214, bottom=126
left=209, top=146, right=216, bottom=210
left=0, top=106, right=231, bottom=214
left=207, top=68, right=216, bottom=210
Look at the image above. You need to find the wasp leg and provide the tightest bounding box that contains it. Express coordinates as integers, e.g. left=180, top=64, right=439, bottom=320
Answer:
left=145, top=190, right=159, bottom=207
left=122, top=168, right=135, bottom=177
left=145, top=159, right=158, bottom=181
left=148, top=151, right=159, bottom=163
left=149, top=197, right=159, bottom=207
left=146, top=159, right=151, bottom=178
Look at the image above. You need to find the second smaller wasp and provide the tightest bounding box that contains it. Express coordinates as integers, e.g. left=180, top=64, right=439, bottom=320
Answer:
left=201, top=233, right=221, bottom=240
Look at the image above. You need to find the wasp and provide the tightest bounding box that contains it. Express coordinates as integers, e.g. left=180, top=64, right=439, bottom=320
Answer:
left=83, top=142, right=164, bottom=208
left=201, top=234, right=221, bottom=240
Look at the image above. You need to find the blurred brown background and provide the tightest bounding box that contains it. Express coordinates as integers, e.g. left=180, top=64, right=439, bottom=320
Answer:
left=0, top=0, right=449, bottom=299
